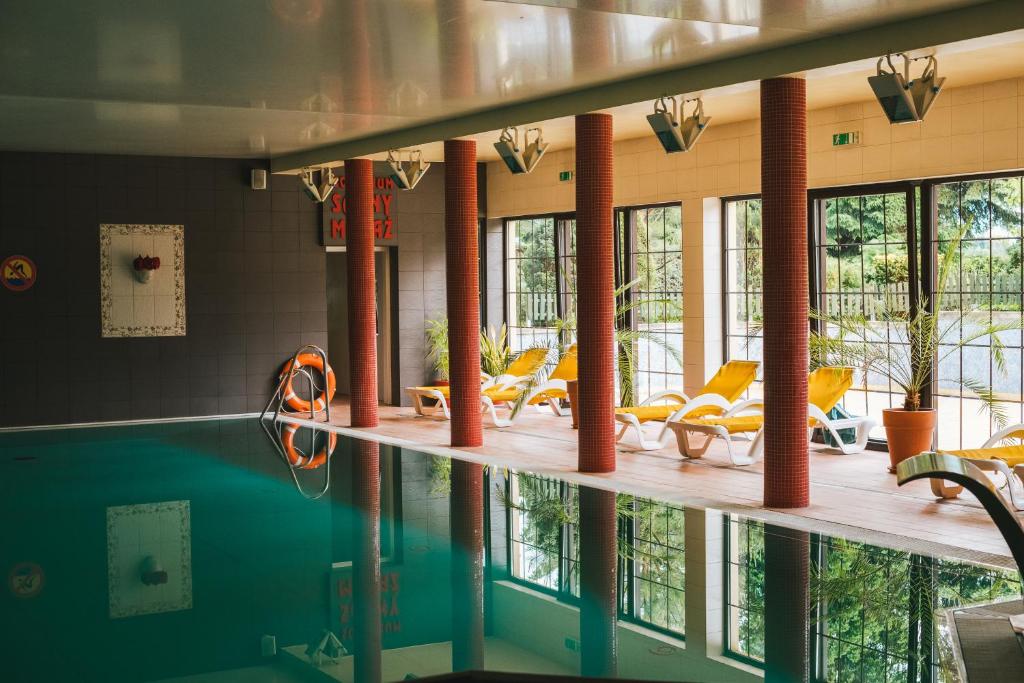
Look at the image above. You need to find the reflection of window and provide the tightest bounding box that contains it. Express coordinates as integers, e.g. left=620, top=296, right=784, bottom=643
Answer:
left=620, top=205, right=684, bottom=398
left=724, top=197, right=764, bottom=393
left=622, top=499, right=685, bottom=636
left=508, top=473, right=577, bottom=595
left=724, top=515, right=1022, bottom=677
left=934, top=175, right=1024, bottom=449
left=725, top=516, right=765, bottom=662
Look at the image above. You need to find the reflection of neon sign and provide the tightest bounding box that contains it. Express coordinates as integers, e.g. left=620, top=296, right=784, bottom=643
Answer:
left=335, top=570, right=402, bottom=643
left=327, top=176, right=396, bottom=242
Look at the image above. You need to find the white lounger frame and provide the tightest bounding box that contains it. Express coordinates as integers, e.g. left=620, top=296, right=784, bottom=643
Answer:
left=614, top=389, right=735, bottom=451
left=929, top=423, right=1024, bottom=511
left=666, top=399, right=875, bottom=466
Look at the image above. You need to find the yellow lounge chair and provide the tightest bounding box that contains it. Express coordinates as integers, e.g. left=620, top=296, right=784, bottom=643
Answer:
left=666, top=366, right=875, bottom=466
left=613, top=360, right=760, bottom=451
left=926, top=424, right=1024, bottom=511
left=480, top=345, right=578, bottom=427
left=405, top=347, right=550, bottom=419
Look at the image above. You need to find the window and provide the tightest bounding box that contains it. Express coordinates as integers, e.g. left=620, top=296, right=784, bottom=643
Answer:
left=811, top=189, right=916, bottom=441
left=506, top=217, right=559, bottom=353
left=723, top=197, right=764, bottom=395
left=621, top=205, right=684, bottom=398
left=933, top=175, right=1024, bottom=449
left=622, top=499, right=686, bottom=636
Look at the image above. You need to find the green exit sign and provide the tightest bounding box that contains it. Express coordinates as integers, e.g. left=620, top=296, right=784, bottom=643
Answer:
left=832, top=131, right=861, bottom=147
left=559, top=171, right=573, bottom=182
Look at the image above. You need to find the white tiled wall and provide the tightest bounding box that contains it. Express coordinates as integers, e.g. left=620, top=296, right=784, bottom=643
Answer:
left=487, top=77, right=1024, bottom=388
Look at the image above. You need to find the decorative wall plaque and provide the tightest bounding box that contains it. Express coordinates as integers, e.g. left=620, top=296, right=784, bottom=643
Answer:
left=100, top=224, right=185, bottom=337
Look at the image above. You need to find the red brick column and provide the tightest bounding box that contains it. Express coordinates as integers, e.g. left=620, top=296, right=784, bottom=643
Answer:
left=764, top=524, right=810, bottom=683
left=760, top=78, right=809, bottom=508
left=444, top=139, right=483, bottom=447
left=345, top=158, right=379, bottom=428
left=578, top=486, right=617, bottom=677
left=351, top=440, right=382, bottom=683
left=450, top=460, right=485, bottom=671
left=575, top=114, right=615, bottom=473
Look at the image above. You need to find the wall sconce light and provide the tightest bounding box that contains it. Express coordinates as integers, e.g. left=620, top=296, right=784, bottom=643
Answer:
left=868, top=53, right=945, bottom=124
left=648, top=96, right=711, bottom=153
left=386, top=149, right=431, bottom=190
left=494, top=126, right=548, bottom=174
left=133, top=255, right=161, bottom=284
left=299, top=167, right=338, bottom=203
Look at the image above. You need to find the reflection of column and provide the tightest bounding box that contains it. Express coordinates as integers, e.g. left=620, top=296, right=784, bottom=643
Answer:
left=571, top=1, right=615, bottom=75
left=444, top=139, right=483, bottom=447
left=760, top=77, right=809, bottom=508
left=345, top=158, right=379, bottom=429
left=576, top=113, right=615, bottom=473
left=352, top=440, right=382, bottom=683
left=340, top=0, right=373, bottom=115
left=578, top=487, right=617, bottom=678
left=437, top=0, right=475, bottom=101
left=450, top=460, right=485, bottom=671
left=764, top=524, right=810, bottom=683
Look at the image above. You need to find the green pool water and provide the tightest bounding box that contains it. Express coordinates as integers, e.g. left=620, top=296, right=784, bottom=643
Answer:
left=0, top=418, right=1019, bottom=683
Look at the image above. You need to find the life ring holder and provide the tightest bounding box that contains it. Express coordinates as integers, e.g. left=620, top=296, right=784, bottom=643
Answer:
left=261, top=345, right=334, bottom=423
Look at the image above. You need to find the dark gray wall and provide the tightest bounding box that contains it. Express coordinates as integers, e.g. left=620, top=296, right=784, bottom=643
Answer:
left=0, top=152, right=324, bottom=427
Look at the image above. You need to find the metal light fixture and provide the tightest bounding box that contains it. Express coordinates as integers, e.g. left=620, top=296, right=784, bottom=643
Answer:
left=299, top=167, right=338, bottom=203
left=494, top=126, right=548, bottom=174
left=647, top=96, right=710, bottom=153
left=868, top=53, right=945, bottom=124
left=386, top=149, right=431, bottom=190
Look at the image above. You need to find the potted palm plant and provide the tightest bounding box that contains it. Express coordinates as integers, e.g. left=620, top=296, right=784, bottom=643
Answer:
left=810, top=225, right=1021, bottom=471
left=424, top=317, right=449, bottom=385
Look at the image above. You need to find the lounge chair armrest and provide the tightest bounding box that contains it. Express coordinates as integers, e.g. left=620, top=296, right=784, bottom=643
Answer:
left=640, top=388, right=691, bottom=406
left=667, top=393, right=733, bottom=421
left=982, top=423, right=1024, bottom=448
left=724, top=398, right=764, bottom=416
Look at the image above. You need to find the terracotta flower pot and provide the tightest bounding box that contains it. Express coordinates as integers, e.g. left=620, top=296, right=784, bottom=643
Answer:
left=882, top=408, right=937, bottom=473
left=432, top=379, right=450, bottom=387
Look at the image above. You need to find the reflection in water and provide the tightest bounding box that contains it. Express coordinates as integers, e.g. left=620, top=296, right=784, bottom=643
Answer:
left=260, top=418, right=337, bottom=499
left=578, top=486, right=618, bottom=678
left=450, top=460, right=486, bottom=670
left=352, top=439, right=383, bottom=683
left=3, top=420, right=1022, bottom=682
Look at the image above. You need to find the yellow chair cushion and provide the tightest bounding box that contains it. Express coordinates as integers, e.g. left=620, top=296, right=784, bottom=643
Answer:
left=682, top=415, right=764, bottom=434
left=484, top=387, right=522, bottom=403
left=506, top=347, right=550, bottom=377
left=940, top=444, right=1024, bottom=467
left=808, top=366, right=854, bottom=414
left=412, top=385, right=450, bottom=397
left=616, top=404, right=683, bottom=422
left=549, top=345, right=577, bottom=382
left=528, top=388, right=567, bottom=404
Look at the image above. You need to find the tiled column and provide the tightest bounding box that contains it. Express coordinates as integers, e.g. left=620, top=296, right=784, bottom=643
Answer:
left=345, top=158, right=379, bottom=428
left=578, top=486, right=617, bottom=678
left=575, top=113, right=615, bottom=473
left=444, top=139, right=483, bottom=447
left=352, top=440, right=382, bottom=683
left=760, top=78, right=809, bottom=508
left=450, top=460, right=485, bottom=671
left=764, top=524, right=810, bottom=683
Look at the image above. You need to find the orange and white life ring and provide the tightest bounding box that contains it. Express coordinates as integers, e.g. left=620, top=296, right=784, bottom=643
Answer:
left=281, top=423, right=337, bottom=469
left=279, top=353, right=336, bottom=413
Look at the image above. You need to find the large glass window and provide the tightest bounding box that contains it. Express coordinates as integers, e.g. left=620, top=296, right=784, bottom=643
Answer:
left=623, top=499, right=686, bottom=635
left=508, top=472, right=573, bottom=593
left=623, top=205, right=684, bottom=398
left=725, top=516, right=766, bottom=662
left=506, top=217, right=559, bottom=352
left=812, top=190, right=915, bottom=440
left=724, top=198, right=764, bottom=396
left=934, top=175, right=1024, bottom=449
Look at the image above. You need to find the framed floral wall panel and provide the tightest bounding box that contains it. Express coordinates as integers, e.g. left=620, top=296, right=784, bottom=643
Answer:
left=100, top=224, right=185, bottom=337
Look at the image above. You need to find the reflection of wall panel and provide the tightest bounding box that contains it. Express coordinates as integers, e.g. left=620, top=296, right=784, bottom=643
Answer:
left=107, top=500, right=192, bottom=618
left=100, top=223, right=185, bottom=337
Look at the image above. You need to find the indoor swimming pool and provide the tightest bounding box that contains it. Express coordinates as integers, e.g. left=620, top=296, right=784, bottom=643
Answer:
left=1, top=418, right=1019, bottom=683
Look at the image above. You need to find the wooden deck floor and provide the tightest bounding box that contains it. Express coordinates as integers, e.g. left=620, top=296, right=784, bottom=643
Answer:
left=283, top=399, right=1019, bottom=570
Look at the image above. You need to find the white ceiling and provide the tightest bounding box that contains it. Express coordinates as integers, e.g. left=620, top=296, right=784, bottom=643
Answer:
left=0, top=0, right=1013, bottom=165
